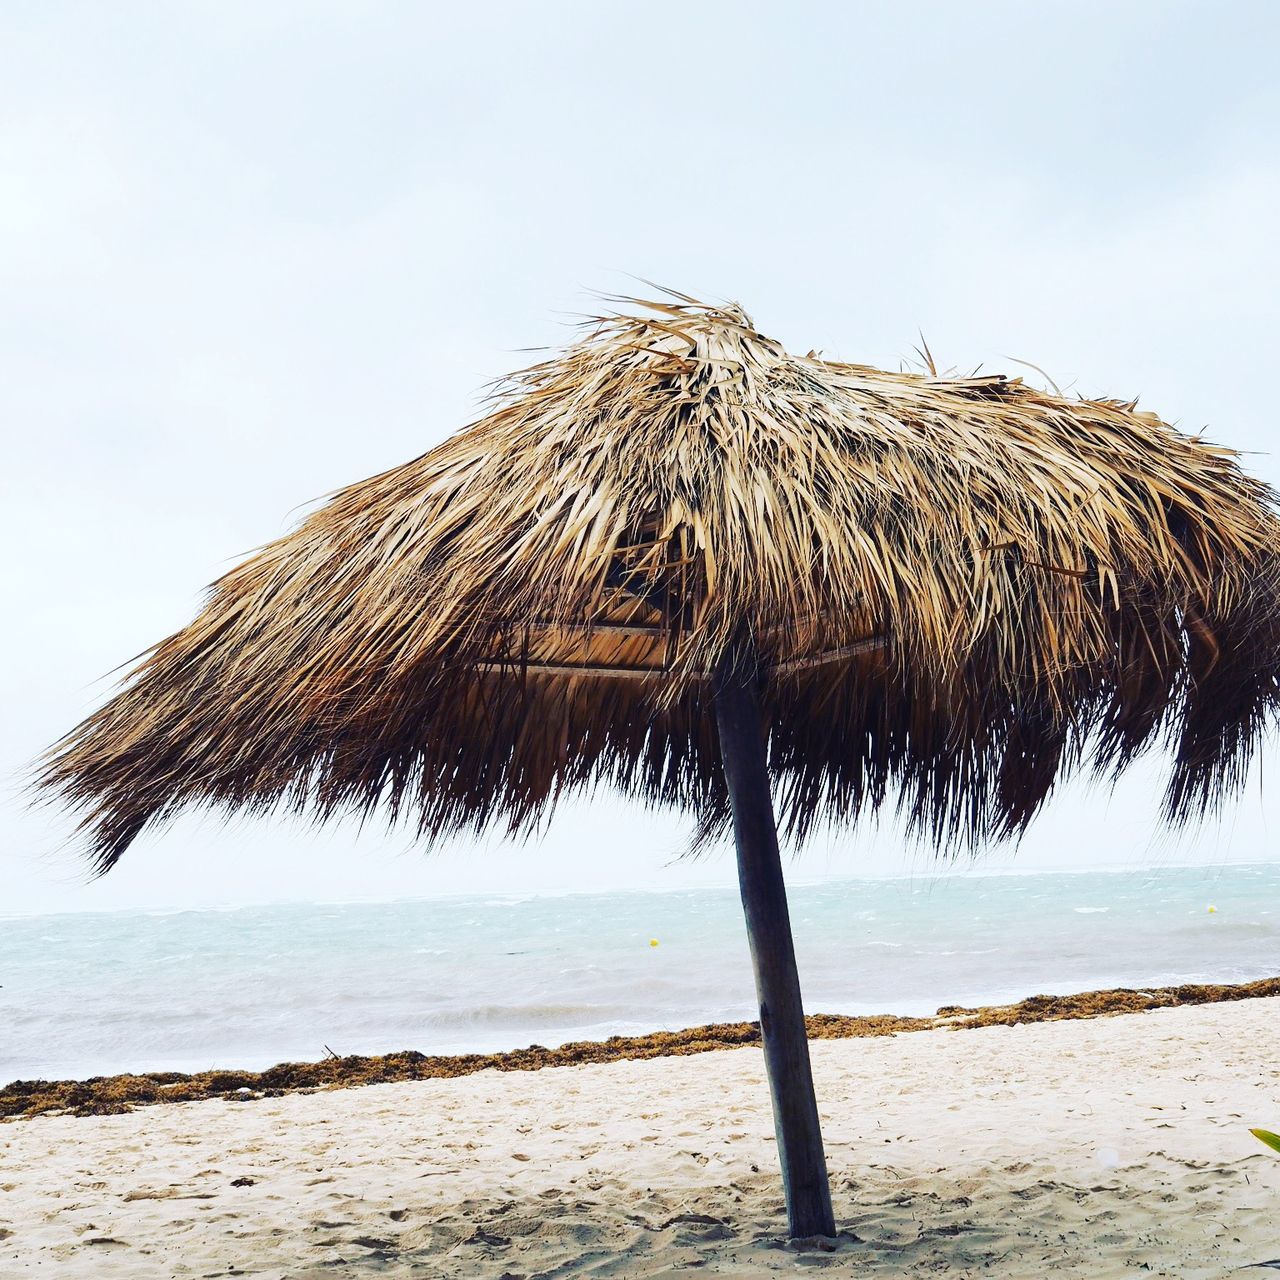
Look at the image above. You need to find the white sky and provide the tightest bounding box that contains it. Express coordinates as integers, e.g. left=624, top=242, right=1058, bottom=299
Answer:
left=3, top=1, right=1278, bottom=915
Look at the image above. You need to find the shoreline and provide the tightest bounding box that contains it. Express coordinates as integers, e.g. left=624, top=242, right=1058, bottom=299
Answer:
left=5, top=973, right=1277, bottom=1121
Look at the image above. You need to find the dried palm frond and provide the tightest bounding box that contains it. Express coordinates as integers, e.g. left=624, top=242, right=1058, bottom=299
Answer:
left=39, top=292, right=1280, bottom=871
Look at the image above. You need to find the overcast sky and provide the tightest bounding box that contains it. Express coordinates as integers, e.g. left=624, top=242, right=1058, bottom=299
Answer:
left=4, top=1, right=1278, bottom=915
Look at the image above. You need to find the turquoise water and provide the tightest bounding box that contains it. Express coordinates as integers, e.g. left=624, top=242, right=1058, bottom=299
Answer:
left=2, top=863, right=1276, bottom=1084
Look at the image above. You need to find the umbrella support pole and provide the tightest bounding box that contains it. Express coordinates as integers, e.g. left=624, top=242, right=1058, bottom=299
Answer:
left=713, top=649, right=836, bottom=1241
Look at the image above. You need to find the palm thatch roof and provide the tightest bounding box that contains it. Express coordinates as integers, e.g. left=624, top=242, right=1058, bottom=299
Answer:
left=42, top=292, right=1280, bottom=871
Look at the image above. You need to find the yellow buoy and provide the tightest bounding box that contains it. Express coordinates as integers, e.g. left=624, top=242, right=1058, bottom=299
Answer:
left=1207, top=905, right=1217, bottom=913
left=649, top=938, right=660, bottom=947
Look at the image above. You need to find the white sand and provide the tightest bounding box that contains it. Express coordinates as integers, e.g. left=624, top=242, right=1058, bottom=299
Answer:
left=2, top=998, right=1278, bottom=1278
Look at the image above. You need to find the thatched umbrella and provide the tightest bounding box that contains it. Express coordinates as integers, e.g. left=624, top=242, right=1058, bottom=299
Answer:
left=42, top=292, right=1280, bottom=1237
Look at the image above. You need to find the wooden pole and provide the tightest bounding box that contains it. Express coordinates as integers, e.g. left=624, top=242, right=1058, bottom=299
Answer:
left=713, top=641, right=836, bottom=1240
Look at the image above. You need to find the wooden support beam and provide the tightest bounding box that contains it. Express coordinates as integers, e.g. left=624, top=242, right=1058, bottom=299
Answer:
left=476, top=635, right=885, bottom=681
left=475, top=660, right=671, bottom=680
left=524, top=622, right=668, bottom=638
left=769, top=635, right=886, bottom=676
left=713, top=640, right=836, bottom=1240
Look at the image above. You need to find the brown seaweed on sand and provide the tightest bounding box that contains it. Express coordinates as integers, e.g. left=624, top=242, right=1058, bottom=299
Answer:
left=5, top=977, right=1275, bottom=1121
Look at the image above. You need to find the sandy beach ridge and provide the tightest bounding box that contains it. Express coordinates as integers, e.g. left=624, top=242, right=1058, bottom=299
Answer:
left=3, top=993, right=1278, bottom=1277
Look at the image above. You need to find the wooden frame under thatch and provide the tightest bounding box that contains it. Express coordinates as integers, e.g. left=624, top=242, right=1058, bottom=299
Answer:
left=38, top=290, right=1280, bottom=1237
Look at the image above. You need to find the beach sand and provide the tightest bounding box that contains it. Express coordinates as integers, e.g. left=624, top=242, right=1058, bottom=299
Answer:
left=2, top=997, right=1277, bottom=1278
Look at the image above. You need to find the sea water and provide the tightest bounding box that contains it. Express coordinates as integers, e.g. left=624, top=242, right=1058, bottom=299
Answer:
left=2, top=862, right=1277, bottom=1084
